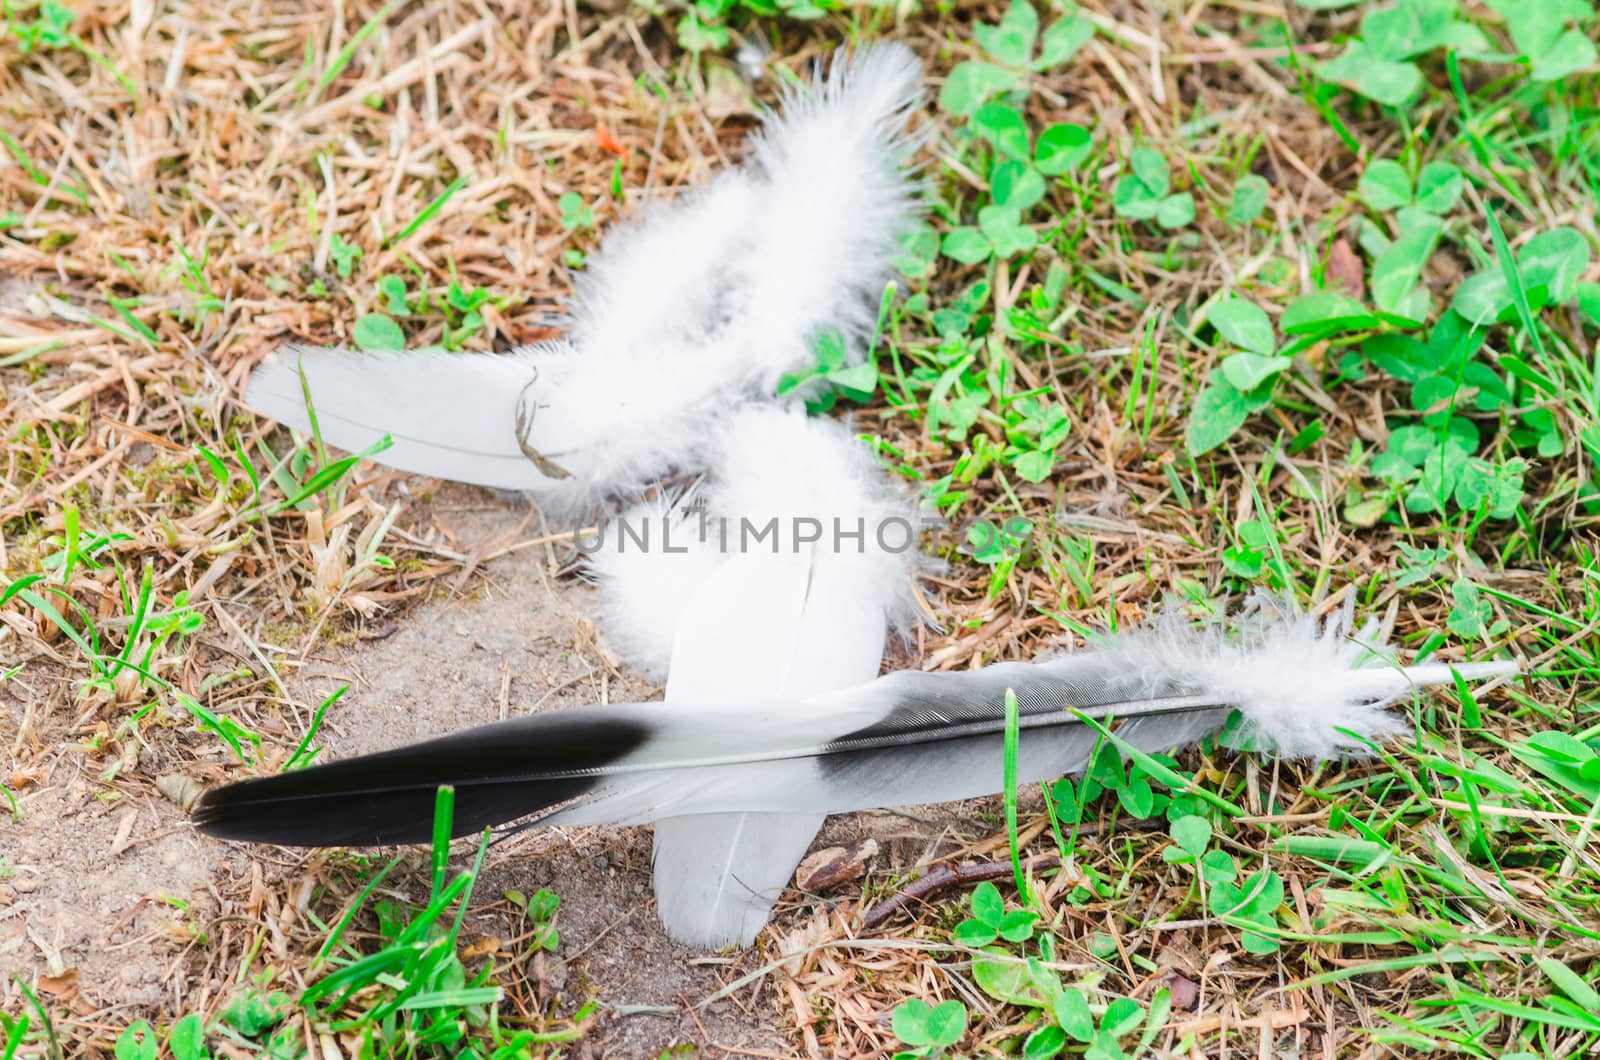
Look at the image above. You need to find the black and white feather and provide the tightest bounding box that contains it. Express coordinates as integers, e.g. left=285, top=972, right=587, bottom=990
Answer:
left=205, top=41, right=1527, bottom=956
left=241, top=44, right=923, bottom=518
left=194, top=602, right=1516, bottom=910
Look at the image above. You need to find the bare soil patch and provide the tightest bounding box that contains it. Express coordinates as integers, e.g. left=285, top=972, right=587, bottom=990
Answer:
left=6, top=497, right=983, bottom=1055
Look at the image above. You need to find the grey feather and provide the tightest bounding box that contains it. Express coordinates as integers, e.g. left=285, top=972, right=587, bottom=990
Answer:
left=651, top=813, right=824, bottom=948
left=244, top=345, right=564, bottom=491
left=534, top=610, right=1520, bottom=826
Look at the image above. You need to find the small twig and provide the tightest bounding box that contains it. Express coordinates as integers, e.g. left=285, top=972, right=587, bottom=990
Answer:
left=862, top=853, right=1061, bottom=929
left=679, top=992, right=711, bottom=1046
left=613, top=1004, right=677, bottom=1018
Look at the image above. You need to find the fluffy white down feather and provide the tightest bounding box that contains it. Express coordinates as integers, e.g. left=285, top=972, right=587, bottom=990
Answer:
left=723, top=41, right=926, bottom=394
left=579, top=488, right=722, bottom=677
left=243, top=44, right=923, bottom=518
left=570, top=42, right=922, bottom=393
left=1093, top=597, right=1495, bottom=759
left=587, top=407, right=927, bottom=678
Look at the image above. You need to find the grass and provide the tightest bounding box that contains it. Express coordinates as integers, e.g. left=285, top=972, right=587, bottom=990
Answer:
left=2, top=0, right=1598, bottom=1056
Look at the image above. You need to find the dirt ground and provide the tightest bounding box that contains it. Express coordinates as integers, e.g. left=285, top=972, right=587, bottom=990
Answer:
left=2, top=495, right=996, bottom=1056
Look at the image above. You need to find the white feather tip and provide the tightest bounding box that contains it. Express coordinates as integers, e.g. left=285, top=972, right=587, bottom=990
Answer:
left=1110, top=598, right=1520, bottom=760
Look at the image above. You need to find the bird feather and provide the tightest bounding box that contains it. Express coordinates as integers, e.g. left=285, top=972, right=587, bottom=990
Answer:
left=586, top=406, right=927, bottom=679
left=241, top=44, right=922, bottom=517
left=606, top=408, right=917, bottom=946
left=193, top=605, right=1517, bottom=848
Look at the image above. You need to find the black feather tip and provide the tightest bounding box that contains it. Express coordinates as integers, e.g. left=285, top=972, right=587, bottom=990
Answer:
left=193, top=711, right=652, bottom=847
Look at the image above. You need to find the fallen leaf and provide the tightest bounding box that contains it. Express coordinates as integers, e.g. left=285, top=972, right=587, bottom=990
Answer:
left=359, top=618, right=400, bottom=641
left=513, top=323, right=565, bottom=346
left=6, top=768, right=43, bottom=790
left=157, top=773, right=206, bottom=813
left=704, top=61, right=759, bottom=120
left=38, top=970, right=79, bottom=998
left=1165, top=971, right=1200, bottom=1010
left=108, top=806, right=137, bottom=857
left=38, top=969, right=95, bottom=1016
left=594, top=124, right=629, bottom=159
left=1326, top=238, right=1364, bottom=299
left=794, top=838, right=879, bottom=891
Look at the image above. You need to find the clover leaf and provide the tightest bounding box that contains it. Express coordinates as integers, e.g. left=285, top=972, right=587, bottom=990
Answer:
left=972, top=103, right=1031, bottom=160
left=1226, top=174, right=1270, bottom=225
left=1113, top=146, right=1192, bottom=229
left=892, top=998, right=969, bottom=1051
left=1452, top=225, right=1592, bottom=325
left=1359, top=159, right=1463, bottom=215
left=1320, top=38, right=1422, bottom=106
left=1281, top=291, right=1381, bottom=338
left=953, top=881, right=1038, bottom=946
left=353, top=313, right=405, bottom=351
left=1320, top=0, right=1490, bottom=106
left=1370, top=222, right=1442, bottom=320
left=1210, top=295, right=1276, bottom=356
left=1186, top=371, right=1272, bottom=455
left=1163, top=815, right=1213, bottom=864
left=775, top=327, right=878, bottom=412
left=939, top=0, right=1096, bottom=114
left=1034, top=123, right=1092, bottom=175
left=1210, top=868, right=1284, bottom=954
left=1487, top=0, right=1598, bottom=82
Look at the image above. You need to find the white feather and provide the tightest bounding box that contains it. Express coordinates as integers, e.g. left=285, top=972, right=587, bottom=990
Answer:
left=244, top=342, right=733, bottom=516
left=649, top=813, right=822, bottom=948
left=648, top=509, right=905, bottom=946
left=647, top=550, right=833, bottom=948
left=242, top=45, right=923, bottom=518
left=243, top=344, right=565, bottom=491
left=586, top=407, right=922, bottom=946
left=580, top=495, right=715, bottom=679
left=587, top=406, right=927, bottom=678
left=1098, top=598, right=1419, bottom=759
left=720, top=41, right=925, bottom=393
left=565, top=172, right=761, bottom=363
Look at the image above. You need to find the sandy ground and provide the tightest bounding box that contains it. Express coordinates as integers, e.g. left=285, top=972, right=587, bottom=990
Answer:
left=268, top=502, right=798, bottom=1055
left=2, top=497, right=989, bottom=1055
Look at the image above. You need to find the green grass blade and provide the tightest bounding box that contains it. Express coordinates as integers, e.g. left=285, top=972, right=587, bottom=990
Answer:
left=313, top=854, right=404, bottom=964
left=284, top=685, right=345, bottom=770
left=386, top=174, right=470, bottom=248
left=430, top=785, right=456, bottom=901
left=1483, top=205, right=1547, bottom=360
left=1002, top=688, right=1026, bottom=899
left=310, top=2, right=398, bottom=102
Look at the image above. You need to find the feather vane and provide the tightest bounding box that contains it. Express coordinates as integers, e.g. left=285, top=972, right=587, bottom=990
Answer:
left=194, top=606, right=1517, bottom=846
